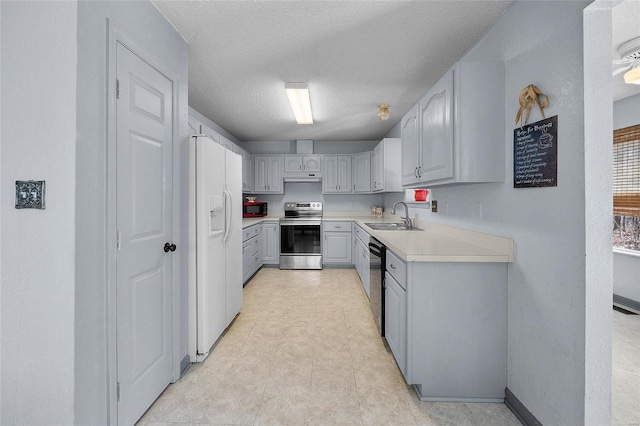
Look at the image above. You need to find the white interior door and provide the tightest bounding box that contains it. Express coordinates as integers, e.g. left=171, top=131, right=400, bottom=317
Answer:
left=116, top=42, right=174, bottom=425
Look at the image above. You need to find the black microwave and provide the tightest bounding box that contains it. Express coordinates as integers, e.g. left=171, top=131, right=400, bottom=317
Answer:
left=243, top=201, right=268, bottom=218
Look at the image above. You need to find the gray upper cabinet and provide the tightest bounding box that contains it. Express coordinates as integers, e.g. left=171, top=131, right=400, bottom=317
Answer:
left=253, top=155, right=283, bottom=193
left=283, top=155, right=322, bottom=174
left=323, top=155, right=352, bottom=193
left=372, top=138, right=402, bottom=192
left=241, top=149, right=252, bottom=192
left=352, top=152, right=371, bottom=193
left=188, top=116, right=201, bottom=136
left=401, top=61, right=505, bottom=187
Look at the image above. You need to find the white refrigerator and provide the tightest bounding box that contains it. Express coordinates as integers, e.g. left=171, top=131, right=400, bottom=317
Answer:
left=188, top=135, right=242, bottom=362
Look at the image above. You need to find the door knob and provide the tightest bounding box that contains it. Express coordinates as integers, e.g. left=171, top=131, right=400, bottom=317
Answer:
left=164, top=242, right=177, bottom=253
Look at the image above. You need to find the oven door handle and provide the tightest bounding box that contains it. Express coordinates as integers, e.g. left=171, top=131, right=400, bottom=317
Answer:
left=279, top=220, right=322, bottom=226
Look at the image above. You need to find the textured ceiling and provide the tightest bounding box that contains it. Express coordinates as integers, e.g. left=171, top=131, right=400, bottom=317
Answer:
left=613, top=0, right=640, bottom=102
left=152, top=0, right=512, bottom=142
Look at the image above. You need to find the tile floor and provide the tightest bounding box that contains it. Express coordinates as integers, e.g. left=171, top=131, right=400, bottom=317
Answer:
left=139, top=268, right=521, bottom=425
left=612, top=308, right=640, bottom=426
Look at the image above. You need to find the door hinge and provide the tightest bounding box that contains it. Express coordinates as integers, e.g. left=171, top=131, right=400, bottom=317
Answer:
left=116, top=230, right=121, bottom=251
left=116, top=79, right=121, bottom=99
left=117, top=382, right=121, bottom=401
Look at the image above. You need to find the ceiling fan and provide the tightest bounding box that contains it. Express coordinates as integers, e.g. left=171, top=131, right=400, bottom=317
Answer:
left=613, top=36, right=640, bottom=84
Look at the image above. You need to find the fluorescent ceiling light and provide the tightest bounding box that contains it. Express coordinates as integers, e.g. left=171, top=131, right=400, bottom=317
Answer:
left=285, top=83, right=313, bottom=124
left=624, top=67, right=640, bottom=85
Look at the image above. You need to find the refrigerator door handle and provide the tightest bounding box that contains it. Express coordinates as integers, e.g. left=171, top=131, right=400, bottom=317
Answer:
left=223, top=189, right=232, bottom=246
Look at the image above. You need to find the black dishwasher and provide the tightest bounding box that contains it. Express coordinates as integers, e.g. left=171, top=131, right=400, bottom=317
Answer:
left=369, top=237, right=386, bottom=336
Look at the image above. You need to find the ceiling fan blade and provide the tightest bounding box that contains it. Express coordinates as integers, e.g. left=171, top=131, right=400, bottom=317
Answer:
left=613, top=63, right=632, bottom=76
left=613, top=58, right=634, bottom=65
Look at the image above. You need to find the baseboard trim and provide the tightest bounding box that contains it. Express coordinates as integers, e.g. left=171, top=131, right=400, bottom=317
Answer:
left=505, top=388, right=542, bottom=426
left=613, top=294, right=640, bottom=314
left=180, top=355, right=190, bottom=377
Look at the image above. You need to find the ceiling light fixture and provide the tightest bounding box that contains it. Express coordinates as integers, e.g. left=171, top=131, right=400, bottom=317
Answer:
left=378, top=104, right=391, bottom=121
left=285, top=83, right=313, bottom=124
left=624, top=64, right=640, bottom=85
left=614, top=37, right=640, bottom=85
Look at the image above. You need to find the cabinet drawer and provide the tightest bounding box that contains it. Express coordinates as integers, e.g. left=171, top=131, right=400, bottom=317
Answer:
left=251, top=236, right=261, bottom=255
left=386, top=250, right=406, bottom=290
left=324, top=221, right=351, bottom=232
left=354, top=224, right=370, bottom=246
left=243, top=224, right=262, bottom=242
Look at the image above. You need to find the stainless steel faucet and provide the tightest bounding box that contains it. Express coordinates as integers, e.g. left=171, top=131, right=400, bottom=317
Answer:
left=391, top=201, right=413, bottom=229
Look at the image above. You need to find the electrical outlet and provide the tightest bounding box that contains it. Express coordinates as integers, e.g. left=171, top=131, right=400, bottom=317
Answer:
left=431, top=200, right=438, bottom=213
left=475, top=202, right=482, bottom=218
left=15, top=180, right=45, bottom=209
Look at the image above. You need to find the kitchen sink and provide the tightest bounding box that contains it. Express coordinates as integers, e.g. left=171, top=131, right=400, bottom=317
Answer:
left=364, top=222, right=423, bottom=231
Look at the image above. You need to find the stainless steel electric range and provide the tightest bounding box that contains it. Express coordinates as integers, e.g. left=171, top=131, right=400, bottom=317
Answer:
left=279, top=202, right=323, bottom=270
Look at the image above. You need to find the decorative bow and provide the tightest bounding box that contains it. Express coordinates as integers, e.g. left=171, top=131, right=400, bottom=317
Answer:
left=515, top=84, right=549, bottom=128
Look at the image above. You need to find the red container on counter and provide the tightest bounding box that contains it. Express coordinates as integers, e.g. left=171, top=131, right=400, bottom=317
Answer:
left=414, top=189, right=428, bottom=202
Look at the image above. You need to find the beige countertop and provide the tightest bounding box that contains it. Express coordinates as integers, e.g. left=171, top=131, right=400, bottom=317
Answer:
left=243, top=213, right=513, bottom=263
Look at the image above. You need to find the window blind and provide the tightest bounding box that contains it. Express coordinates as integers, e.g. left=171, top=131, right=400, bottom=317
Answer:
left=613, top=124, right=640, bottom=216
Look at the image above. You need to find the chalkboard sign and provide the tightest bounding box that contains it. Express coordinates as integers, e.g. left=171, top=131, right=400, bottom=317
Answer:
left=513, top=116, right=558, bottom=188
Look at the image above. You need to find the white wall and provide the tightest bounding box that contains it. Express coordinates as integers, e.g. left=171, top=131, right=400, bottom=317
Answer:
left=75, top=1, right=188, bottom=424
left=251, top=182, right=383, bottom=215
left=1, top=1, right=77, bottom=423
left=613, top=93, right=640, bottom=130
left=385, top=1, right=610, bottom=424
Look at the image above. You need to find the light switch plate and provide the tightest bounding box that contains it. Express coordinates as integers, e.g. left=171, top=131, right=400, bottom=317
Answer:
left=15, top=180, right=45, bottom=209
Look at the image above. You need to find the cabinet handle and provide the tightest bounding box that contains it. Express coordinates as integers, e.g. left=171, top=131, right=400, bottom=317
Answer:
left=336, top=185, right=338, bottom=190
left=390, top=263, right=396, bottom=269
left=414, top=167, right=418, bottom=178
left=302, top=164, right=305, bottom=170
left=353, top=184, right=356, bottom=190
left=418, top=166, right=422, bottom=178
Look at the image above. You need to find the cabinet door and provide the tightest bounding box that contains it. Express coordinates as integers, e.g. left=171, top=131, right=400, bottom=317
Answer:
left=353, top=152, right=371, bottom=193
left=303, top=156, right=322, bottom=173
left=372, top=143, right=384, bottom=191
left=337, top=155, right=352, bottom=193
left=262, top=222, right=280, bottom=264
left=188, top=116, right=201, bottom=136
left=385, top=271, right=406, bottom=374
left=284, top=156, right=303, bottom=173
left=253, top=156, right=268, bottom=191
left=242, top=151, right=252, bottom=192
left=401, top=105, right=420, bottom=186
left=418, top=69, right=454, bottom=183
left=323, top=232, right=352, bottom=264
left=242, top=240, right=253, bottom=283
left=267, top=156, right=283, bottom=193
left=323, top=156, right=338, bottom=193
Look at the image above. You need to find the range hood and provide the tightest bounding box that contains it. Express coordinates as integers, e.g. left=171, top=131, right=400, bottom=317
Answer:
left=283, top=140, right=322, bottom=182
left=284, top=176, right=321, bottom=183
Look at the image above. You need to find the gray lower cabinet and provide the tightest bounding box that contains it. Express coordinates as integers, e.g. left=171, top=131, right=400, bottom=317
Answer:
left=262, top=221, right=279, bottom=265
left=385, top=250, right=407, bottom=376
left=385, top=271, right=407, bottom=375
left=352, top=223, right=370, bottom=297
left=394, top=257, right=507, bottom=402
left=323, top=222, right=352, bottom=264
left=242, top=224, right=263, bottom=283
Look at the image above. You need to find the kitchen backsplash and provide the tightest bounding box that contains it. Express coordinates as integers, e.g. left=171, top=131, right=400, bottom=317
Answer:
left=245, top=182, right=383, bottom=212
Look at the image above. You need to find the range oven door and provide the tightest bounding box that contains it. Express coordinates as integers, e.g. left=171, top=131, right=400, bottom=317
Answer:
left=279, top=220, right=322, bottom=269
